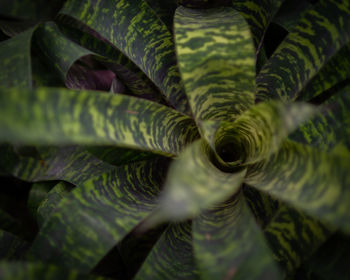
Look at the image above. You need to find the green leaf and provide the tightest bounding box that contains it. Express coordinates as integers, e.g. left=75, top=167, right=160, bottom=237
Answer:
left=174, top=6, right=255, bottom=124
left=146, top=140, right=246, bottom=225
left=56, top=18, right=167, bottom=102
left=34, top=22, right=92, bottom=82
left=27, top=181, right=57, bottom=218
left=264, top=204, right=332, bottom=276
left=36, top=181, right=74, bottom=227
left=257, top=0, right=350, bottom=101
left=115, top=223, right=167, bottom=279
left=84, top=146, right=158, bottom=167
left=243, top=185, right=281, bottom=228
left=29, top=157, right=170, bottom=271
left=246, top=140, right=350, bottom=232
left=298, top=43, right=350, bottom=101
left=0, top=87, right=198, bottom=156
left=134, top=222, right=200, bottom=280
left=0, top=27, right=35, bottom=89
left=31, top=51, right=65, bottom=88
left=290, top=86, right=350, bottom=150
left=0, top=262, right=107, bottom=280
left=145, top=0, right=177, bottom=32
left=58, top=0, right=191, bottom=114
left=0, top=145, right=115, bottom=185
left=232, top=0, right=285, bottom=50
left=193, top=191, right=282, bottom=280
left=214, top=101, right=316, bottom=164
left=272, top=0, right=312, bottom=32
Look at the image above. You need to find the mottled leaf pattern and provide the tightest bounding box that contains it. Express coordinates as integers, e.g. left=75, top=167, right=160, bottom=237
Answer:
left=0, top=28, right=35, bottom=88
left=0, top=0, right=349, bottom=278
left=36, top=181, right=74, bottom=227
left=59, top=0, right=191, bottom=114
left=34, top=22, right=92, bottom=82
left=193, top=191, right=282, bottom=280
left=175, top=6, right=255, bottom=123
left=264, top=204, right=332, bottom=276
left=257, top=0, right=350, bottom=101
left=246, top=140, right=350, bottom=232
left=290, top=86, right=350, bottom=150
left=0, top=145, right=115, bottom=185
left=0, top=87, right=198, bottom=155
left=135, top=222, right=200, bottom=280
left=298, top=43, right=350, bottom=101
left=232, top=0, right=285, bottom=50
left=29, top=158, right=170, bottom=271
left=145, top=0, right=177, bottom=32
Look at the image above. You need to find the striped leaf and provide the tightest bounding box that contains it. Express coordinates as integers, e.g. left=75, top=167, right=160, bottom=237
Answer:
left=193, top=191, right=282, bottom=280
left=27, top=181, right=57, bottom=218
left=264, top=204, right=332, bottom=276
left=145, top=0, right=177, bottom=32
left=0, top=87, right=198, bottom=156
left=256, top=0, right=350, bottom=101
left=243, top=185, right=281, bottom=229
left=146, top=140, right=246, bottom=225
left=290, top=86, right=350, bottom=150
left=232, top=0, right=285, bottom=50
left=272, top=1, right=311, bottom=32
left=34, top=22, right=92, bottom=82
left=0, top=27, right=35, bottom=88
left=29, top=157, right=170, bottom=271
left=298, top=43, right=350, bottom=101
left=59, top=0, right=191, bottom=114
left=55, top=19, right=162, bottom=101
left=36, top=181, right=74, bottom=227
left=215, top=101, right=316, bottom=164
left=174, top=6, right=255, bottom=124
left=0, top=145, right=115, bottom=185
left=0, top=262, right=106, bottom=280
left=134, top=222, right=200, bottom=280
left=246, top=140, right=350, bottom=232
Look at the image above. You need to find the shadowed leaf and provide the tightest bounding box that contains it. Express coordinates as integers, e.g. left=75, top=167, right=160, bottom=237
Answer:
left=257, top=0, right=350, bottom=101
left=29, top=157, right=170, bottom=271
left=59, top=0, right=191, bottom=114
left=135, top=222, right=200, bottom=280
left=0, top=27, right=35, bottom=88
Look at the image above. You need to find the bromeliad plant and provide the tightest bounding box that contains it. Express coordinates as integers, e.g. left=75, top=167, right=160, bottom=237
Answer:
left=0, top=0, right=349, bottom=279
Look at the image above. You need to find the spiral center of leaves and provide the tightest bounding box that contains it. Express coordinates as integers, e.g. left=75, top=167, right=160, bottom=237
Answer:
left=217, top=143, right=241, bottom=162
left=210, top=132, right=249, bottom=173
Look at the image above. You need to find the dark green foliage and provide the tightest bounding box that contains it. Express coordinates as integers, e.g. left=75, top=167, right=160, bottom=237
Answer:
left=0, top=0, right=349, bottom=279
